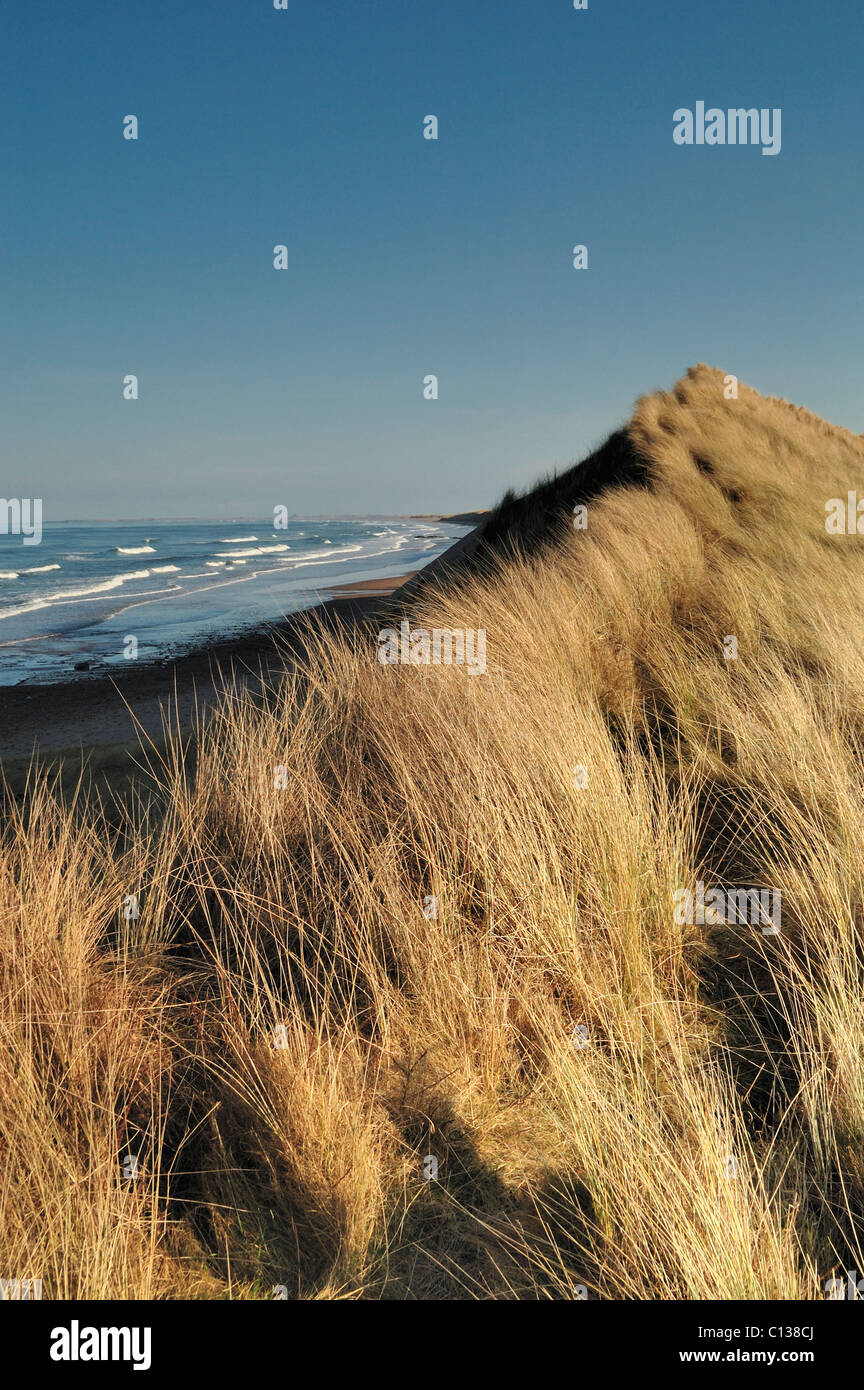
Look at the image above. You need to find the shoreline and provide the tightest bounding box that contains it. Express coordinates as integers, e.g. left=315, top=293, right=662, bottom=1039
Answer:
left=0, top=586, right=399, bottom=768
left=0, top=518, right=486, bottom=791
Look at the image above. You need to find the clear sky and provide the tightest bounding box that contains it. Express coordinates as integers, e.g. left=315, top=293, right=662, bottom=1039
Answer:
left=3, top=0, right=862, bottom=519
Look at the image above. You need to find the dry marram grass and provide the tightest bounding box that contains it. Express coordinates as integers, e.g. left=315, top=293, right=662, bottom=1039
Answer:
left=3, top=365, right=864, bottom=1299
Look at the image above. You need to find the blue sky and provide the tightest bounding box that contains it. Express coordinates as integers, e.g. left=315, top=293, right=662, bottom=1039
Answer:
left=3, top=0, right=861, bottom=519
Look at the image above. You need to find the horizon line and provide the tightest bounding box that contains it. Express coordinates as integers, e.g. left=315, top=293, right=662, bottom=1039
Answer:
left=20, top=513, right=459, bottom=525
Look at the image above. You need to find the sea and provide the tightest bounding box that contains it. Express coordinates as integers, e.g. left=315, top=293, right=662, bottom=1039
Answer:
left=0, top=517, right=470, bottom=685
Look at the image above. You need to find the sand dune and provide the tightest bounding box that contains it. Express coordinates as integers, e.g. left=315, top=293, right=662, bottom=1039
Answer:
left=4, top=366, right=864, bottom=1300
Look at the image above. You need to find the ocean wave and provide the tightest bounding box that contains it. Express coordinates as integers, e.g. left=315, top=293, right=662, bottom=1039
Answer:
left=0, top=572, right=20, bottom=580
left=22, top=563, right=62, bottom=573
left=0, top=570, right=152, bottom=621
left=212, top=544, right=290, bottom=558
left=289, top=540, right=408, bottom=572
left=290, top=545, right=363, bottom=563
left=152, top=564, right=180, bottom=573
left=219, top=536, right=258, bottom=543
left=116, top=545, right=156, bottom=554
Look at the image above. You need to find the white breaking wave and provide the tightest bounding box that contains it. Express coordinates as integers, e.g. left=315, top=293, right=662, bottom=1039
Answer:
left=289, top=540, right=409, bottom=571
left=290, top=545, right=363, bottom=563
left=0, top=572, right=20, bottom=580
left=0, top=570, right=152, bottom=621
left=219, top=536, right=258, bottom=543
left=212, top=544, right=290, bottom=558
left=116, top=545, right=156, bottom=554
left=22, top=563, right=61, bottom=574
left=152, top=564, right=180, bottom=572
